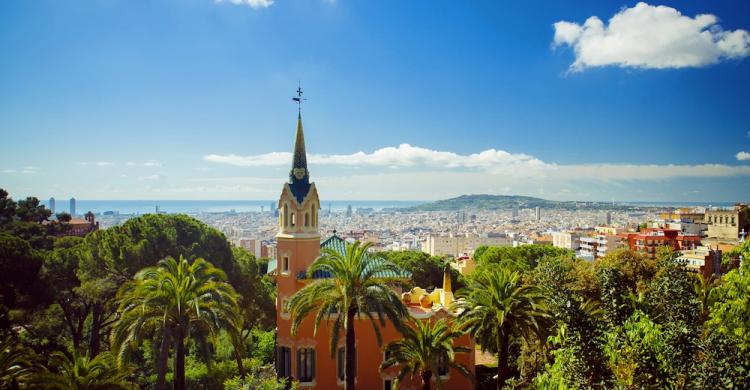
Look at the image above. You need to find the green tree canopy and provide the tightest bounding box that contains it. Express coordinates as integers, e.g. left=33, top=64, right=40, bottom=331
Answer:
left=112, top=256, right=242, bottom=390
left=381, top=318, right=473, bottom=390
left=456, top=266, right=551, bottom=389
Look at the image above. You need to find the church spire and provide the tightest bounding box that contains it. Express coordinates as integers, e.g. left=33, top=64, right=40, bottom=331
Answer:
left=292, top=113, right=307, bottom=171
left=288, top=86, right=311, bottom=204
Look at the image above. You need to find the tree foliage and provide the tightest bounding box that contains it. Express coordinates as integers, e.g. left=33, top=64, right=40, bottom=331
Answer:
left=112, top=256, right=242, bottom=390
left=381, top=318, right=473, bottom=390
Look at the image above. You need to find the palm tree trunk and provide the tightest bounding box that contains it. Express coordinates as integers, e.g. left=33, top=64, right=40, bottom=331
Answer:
left=232, top=331, right=246, bottom=378
left=155, top=329, right=171, bottom=390
left=420, top=369, right=432, bottom=390
left=89, top=303, right=102, bottom=358
left=345, top=307, right=357, bottom=390
left=497, top=332, right=509, bottom=390
left=174, top=328, right=186, bottom=390
left=156, top=329, right=171, bottom=390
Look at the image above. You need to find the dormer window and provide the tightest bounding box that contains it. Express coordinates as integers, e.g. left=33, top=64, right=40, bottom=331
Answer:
left=291, top=213, right=296, bottom=227
left=305, top=212, right=310, bottom=227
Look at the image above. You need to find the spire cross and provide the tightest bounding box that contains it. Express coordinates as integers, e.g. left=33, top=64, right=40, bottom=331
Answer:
left=292, top=82, right=306, bottom=113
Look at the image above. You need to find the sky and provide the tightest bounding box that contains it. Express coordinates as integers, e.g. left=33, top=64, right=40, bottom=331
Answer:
left=1, top=0, right=750, bottom=202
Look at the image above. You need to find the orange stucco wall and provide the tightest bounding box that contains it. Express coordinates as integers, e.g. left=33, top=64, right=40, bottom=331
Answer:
left=278, top=305, right=475, bottom=390
left=276, top=234, right=475, bottom=390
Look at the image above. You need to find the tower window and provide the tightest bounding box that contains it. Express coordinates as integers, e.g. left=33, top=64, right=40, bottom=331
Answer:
left=283, top=205, right=289, bottom=227
left=305, top=212, right=309, bottom=227
left=291, top=213, right=296, bottom=227
left=277, top=346, right=292, bottom=378
left=297, top=348, right=316, bottom=383
left=283, top=256, right=290, bottom=274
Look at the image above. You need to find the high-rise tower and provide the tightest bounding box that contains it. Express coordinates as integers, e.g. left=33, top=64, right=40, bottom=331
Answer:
left=70, top=197, right=76, bottom=216
left=49, top=197, right=56, bottom=214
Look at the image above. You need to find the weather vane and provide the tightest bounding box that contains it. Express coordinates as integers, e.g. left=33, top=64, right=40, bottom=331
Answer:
left=292, top=81, right=306, bottom=113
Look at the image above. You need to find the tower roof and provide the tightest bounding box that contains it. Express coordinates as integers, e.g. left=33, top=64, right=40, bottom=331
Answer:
left=292, top=113, right=307, bottom=170
left=288, top=113, right=311, bottom=203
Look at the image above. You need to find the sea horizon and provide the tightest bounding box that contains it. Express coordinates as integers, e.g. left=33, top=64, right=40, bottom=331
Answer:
left=39, top=199, right=742, bottom=215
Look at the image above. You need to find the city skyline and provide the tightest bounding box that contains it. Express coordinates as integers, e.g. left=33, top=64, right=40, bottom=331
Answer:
left=2, top=1, right=750, bottom=202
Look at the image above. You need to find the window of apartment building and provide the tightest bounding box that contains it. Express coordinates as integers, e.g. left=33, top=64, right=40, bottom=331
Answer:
left=277, top=346, right=292, bottom=379
left=732, top=217, right=736, bottom=224
left=282, top=256, right=290, bottom=274
left=297, top=348, right=315, bottom=383
left=337, top=346, right=356, bottom=382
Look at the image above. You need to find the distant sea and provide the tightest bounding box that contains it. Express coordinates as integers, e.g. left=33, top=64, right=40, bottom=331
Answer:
left=42, top=200, right=426, bottom=215
left=41, top=199, right=741, bottom=216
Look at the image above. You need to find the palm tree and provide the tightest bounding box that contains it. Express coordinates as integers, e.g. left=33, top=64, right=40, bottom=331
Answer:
left=380, top=318, right=473, bottom=390
left=693, top=274, right=718, bottom=323
left=287, top=241, right=408, bottom=390
left=1, top=335, right=39, bottom=389
left=455, top=267, right=550, bottom=389
left=30, top=350, right=134, bottom=389
left=111, top=256, right=241, bottom=390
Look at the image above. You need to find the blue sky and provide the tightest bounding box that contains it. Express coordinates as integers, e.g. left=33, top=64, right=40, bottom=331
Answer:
left=1, top=0, right=750, bottom=201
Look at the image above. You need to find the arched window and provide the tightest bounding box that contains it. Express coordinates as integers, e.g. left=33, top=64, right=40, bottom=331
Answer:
left=305, top=212, right=310, bottom=227
left=291, top=213, right=296, bottom=227
left=283, top=204, right=289, bottom=227
left=312, top=207, right=316, bottom=227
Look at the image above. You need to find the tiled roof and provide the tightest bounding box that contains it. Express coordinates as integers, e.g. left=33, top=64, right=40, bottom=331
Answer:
left=265, top=235, right=412, bottom=280
left=297, top=235, right=411, bottom=280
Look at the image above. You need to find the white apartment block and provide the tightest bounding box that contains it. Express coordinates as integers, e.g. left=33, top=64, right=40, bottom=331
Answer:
left=421, top=233, right=512, bottom=256
left=578, top=234, right=621, bottom=260
left=552, top=231, right=581, bottom=250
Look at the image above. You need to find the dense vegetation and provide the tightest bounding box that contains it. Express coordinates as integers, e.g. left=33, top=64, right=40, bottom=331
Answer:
left=0, top=189, right=282, bottom=389
left=468, top=242, right=750, bottom=389
left=402, top=194, right=639, bottom=212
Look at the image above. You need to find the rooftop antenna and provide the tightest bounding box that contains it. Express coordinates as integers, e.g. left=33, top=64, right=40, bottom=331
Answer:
left=292, top=81, right=306, bottom=114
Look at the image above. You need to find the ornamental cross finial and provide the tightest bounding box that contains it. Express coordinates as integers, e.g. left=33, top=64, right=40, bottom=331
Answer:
left=292, top=82, right=306, bottom=113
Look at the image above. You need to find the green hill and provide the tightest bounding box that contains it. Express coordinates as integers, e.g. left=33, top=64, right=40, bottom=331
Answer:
left=403, top=194, right=622, bottom=211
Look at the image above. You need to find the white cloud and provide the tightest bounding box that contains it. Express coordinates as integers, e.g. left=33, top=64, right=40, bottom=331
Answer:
left=138, top=174, right=163, bottom=181
left=554, top=163, right=750, bottom=180
left=204, top=144, right=750, bottom=181
left=205, top=144, right=551, bottom=177
left=737, top=151, right=750, bottom=161
left=143, top=160, right=162, bottom=167
left=76, top=161, right=112, bottom=167
left=1, top=169, right=17, bottom=174
left=215, top=0, right=273, bottom=9
left=553, top=2, right=750, bottom=70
